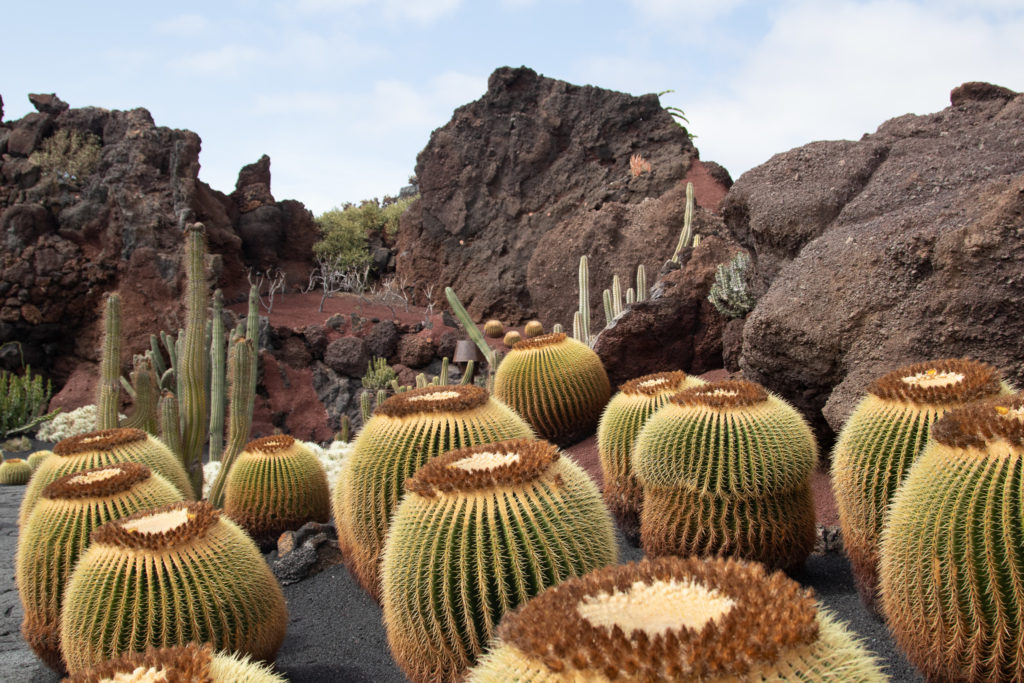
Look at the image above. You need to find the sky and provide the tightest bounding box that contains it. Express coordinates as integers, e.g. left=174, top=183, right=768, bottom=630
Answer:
left=3, top=0, right=1023, bottom=216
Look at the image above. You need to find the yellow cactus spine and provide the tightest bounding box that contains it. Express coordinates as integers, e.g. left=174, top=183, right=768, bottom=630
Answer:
left=0, top=458, right=32, bottom=485
left=381, top=439, right=617, bottom=683
left=62, top=642, right=287, bottom=683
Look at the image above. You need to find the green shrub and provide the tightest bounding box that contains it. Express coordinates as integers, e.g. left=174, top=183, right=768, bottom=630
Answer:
left=0, top=365, right=59, bottom=440
left=31, top=130, right=102, bottom=183
left=313, top=196, right=416, bottom=270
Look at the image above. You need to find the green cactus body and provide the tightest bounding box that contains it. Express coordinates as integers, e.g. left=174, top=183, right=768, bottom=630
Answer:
left=596, top=371, right=706, bottom=540
left=523, top=320, right=544, bottom=338
left=59, top=500, right=288, bottom=674
left=26, top=450, right=53, bottom=471
left=18, top=428, right=193, bottom=527
left=483, top=319, right=504, bottom=338
left=97, top=293, right=121, bottom=431
left=634, top=380, right=818, bottom=570
left=381, top=438, right=617, bottom=683
left=467, top=556, right=886, bottom=682
left=880, top=395, right=1024, bottom=682
left=0, top=458, right=32, bottom=485
left=493, top=332, right=611, bottom=447
left=831, top=358, right=1009, bottom=614
left=503, top=330, right=522, bottom=348
left=334, top=384, right=534, bottom=599
left=63, top=643, right=287, bottom=683
left=224, top=434, right=330, bottom=547
left=178, top=224, right=210, bottom=498
left=16, top=463, right=184, bottom=672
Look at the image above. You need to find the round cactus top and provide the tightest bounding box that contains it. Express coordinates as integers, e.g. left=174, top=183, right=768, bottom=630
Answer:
left=54, top=427, right=149, bottom=456
left=63, top=642, right=216, bottom=682
left=244, top=434, right=297, bottom=456
left=494, top=556, right=818, bottom=680
left=867, top=358, right=1002, bottom=405
left=42, top=462, right=152, bottom=501
left=931, top=394, right=1024, bottom=450
left=3, top=458, right=26, bottom=465
left=406, top=438, right=558, bottom=496
left=91, top=500, right=218, bottom=552
left=671, top=379, right=768, bottom=409
left=507, top=331, right=568, bottom=352
left=620, top=371, right=693, bottom=397
left=375, top=384, right=489, bottom=418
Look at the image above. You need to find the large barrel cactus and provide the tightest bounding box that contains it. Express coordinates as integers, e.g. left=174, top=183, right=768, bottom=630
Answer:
left=832, top=357, right=1008, bottom=613
left=634, top=380, right=818, bottom=570
left=0, top=458, right=32, bottom=485
left=59, top=500, right=288, bottom=674
left=467, top=556, right=886, bottom=682
left=334, top=384, right=534, bottom=599
left=596, top=370, right=705, bottom=540
left=63, top=643, right=286, bottom=683
left=381, top=438, right=617, bottom=683
left=493, top=332, right=611, bottom=446
left=880, top=394, right=1024, bottom=682
left=16, top=462, right=184, bottom=672
left=19, top=427, right=193, bottom=527
left=224, top=434, right=330, bottom=548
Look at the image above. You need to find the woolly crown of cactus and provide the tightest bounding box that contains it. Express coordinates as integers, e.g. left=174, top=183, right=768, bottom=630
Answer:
left=0, top=458, right=33, bottom=485
left=63, top=642, right=287, bottom=683
left=467, top=556, right=885, bottom=682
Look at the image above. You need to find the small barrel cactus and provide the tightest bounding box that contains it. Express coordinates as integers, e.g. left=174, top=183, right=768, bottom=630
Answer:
left=880, top=394, right=1024, bottom=681
left=224, top=434, right=330, bottom=548
left=494, top=332, right=611, bottom=447
left=381, top=438, right=617, bottom=683
left=634, top=380, right=818, bottom=570
left=467, top=556, right=886, bottom=682
left=59, top=500, right=288, bottom=674
left=27, top=449, right=53, bottom=471
left=483, top=319, right=504, bottom=338
left=0, top=458, right=32, bottom=485
left=16, top=462, right=184, bottom=673
left=832, top=357, right=1009, bottom=613
left=503, top=330, right=522, bottom=347
left=19, top=427, right=193, bottom=527
left=523, top=320, right=544, bottom=338
left=334, top=384, right=534, bottom=599
left=596, top=371, right=706, bottom=540
left=63, top=643, right=287, bottom=683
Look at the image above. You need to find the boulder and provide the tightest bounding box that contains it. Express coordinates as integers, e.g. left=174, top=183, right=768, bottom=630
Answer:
left=395, top=331, right=435, bottom=368
left=324, top=336, right=370, bottom=378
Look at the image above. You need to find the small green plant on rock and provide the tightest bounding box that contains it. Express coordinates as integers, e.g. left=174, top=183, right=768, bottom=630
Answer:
left=362, top=357, right=397, bottom=391
left=31, top=129, right=102, bottom=183
left=709, top=251, right=756, bottom=319
left=0, top=363, right=59, bottom=440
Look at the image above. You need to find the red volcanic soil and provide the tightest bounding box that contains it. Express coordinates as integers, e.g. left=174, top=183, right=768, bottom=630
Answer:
left=227, top=290, right=449, bottom=331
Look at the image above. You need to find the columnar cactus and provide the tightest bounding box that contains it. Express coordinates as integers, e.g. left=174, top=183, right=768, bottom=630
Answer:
left=381, top=438, right=617, bottom=683
left=16, top=463, right=184, bottom=672
left=224, top=434, right=330, bottom=547
left=59, top=500, right=288, bottom=674
left=634, top=380, right=818, bottom=570
left=494, top=332, right=611, bottom=446
left=596, top=371, right=706, bottom=540
left=831, top=358, right=1008, bottom=612
left=467, top=556, right=886, bottom=682
left=880, top=394, right=1024, bottom=682
left=0, top=458, right=32, bottom=485
left=334, top=384, right=534, bottom=598
left=523, top=320, right=544, bottom=338
left=96, top=292, right=121, bottom=430
left=63, top=643, right=286, bottom=683
left=208, top=336, right=258, bottom=508
left=483, top=319, right=504, bottom=338
left=19, top=428, right=193, bottom=527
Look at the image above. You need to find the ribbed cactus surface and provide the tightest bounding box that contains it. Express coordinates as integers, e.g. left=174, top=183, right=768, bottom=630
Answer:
left=16, top=463, right=184, bottom=672
left=523, top=320, right=544, bottom=338
left=381, top=438, right=617, bottom=683
left=880, top=394, right=1024, bottom=682
left=493, top=332, right=611, bottom=446
left=634, top=380, right=818, bottom=570
left=0, top=458, right=32, bottom=485
left=467, top=556, right=886, bottom=682
left=832, top=358, right=1008, bottom=613
left=63, top=643, right=287, bottom=683
left=483, top=319, right=504, bottom=337
left=596, top=371, right=706, bottom=540
left=26, top=450, right=53, bottom=471
left=224, top=434, right=330, bottom=547
left=334, top=384, right=534, bottom=599
left=59, top=500, right=288, bottom=673
left=18, top=428, right=193, bottom=527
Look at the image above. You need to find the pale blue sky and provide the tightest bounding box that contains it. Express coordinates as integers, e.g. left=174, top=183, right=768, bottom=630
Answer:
left=3, top=1, right=1022, bottom=215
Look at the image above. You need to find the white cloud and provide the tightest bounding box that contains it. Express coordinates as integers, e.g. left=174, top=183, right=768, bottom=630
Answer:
left=173, top=45, right=268, bottom=76
left=631, top=0, right=749, bottom=22
left=155, top=14, right=210, bottom=36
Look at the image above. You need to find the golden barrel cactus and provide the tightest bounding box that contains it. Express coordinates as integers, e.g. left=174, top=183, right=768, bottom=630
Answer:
left=494, top=332, right=611, bottom=446
left=0, top=457, right=32, bottom=485
left=483, top=319, right=504, bottom=337
left=334, top=384, right=534, bottom=599
left=27, top=449, right=53, bottom=471
left=832, top=358, right=1008, bottom=613
left=634, top=380, right=818, bottom=570
left=63, top=643, right=286, bottom=683
left=381, top=438, right=617, bottom=683
left=523, top=320, right=544, bottom=338
left=503, top=330, right=522, bottom=348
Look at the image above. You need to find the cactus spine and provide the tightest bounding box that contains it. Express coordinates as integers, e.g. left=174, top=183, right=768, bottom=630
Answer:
left=97, top=293, right=121, bottom=430
left=63, top=643, right=287, bottom=683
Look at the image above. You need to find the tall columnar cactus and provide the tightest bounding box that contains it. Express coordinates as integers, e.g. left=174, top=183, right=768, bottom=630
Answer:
left=59, top=500, right=288, bottom=674
left=97, top=292, right=121, bottom=430
left=16, top=463, right=183, bottom=672
left=576, top=255, right=591, bottom=346
left=334, top=384, right=534, bottom=599
left=63, top=643, right=287, bottom=683
left=208, top=336, right=257, bottom=508
left=636, top=263, right=647, bottom=302
left=120, top=354, right=159, bottom=434
left=467, top=556, right=886, bottom=682
left=0, top=458, right=32, bottom=485
left=634, top=380, right=818, bottom=570
left=224, top=434, right=330, bottom=548
left=19, top=428, right=193, bottom=527
left=671, top=181, right=696, bottom=263
left=831, top=358, right=1008, bottom=613
left=596, top=371, right=706, bottom=540
left=494, top=332, right=611, bottom=447
left=208, top=288, right=226, bottom=463
left=177, top=223, right=210, bottom=497
left=381, top=439, right=617, bottom=683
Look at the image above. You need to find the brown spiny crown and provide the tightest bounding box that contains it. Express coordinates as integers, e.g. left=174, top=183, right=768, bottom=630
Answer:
left=53, top=428, right=148, bottom=456
left=867, top=358, right=1002, bottom=405
left=405, top=439, right=557, bottom=497
left=5, top=458, right=25, bottom=464
left=620, top=371, right=692, bottom=397
left=90, top=500, right=219, bottom=552
left=375, top=384, right=489, bottom=418
left=508, top=332, right=566, bottom=352
left=41, top=462, right=152, bottom=500
left=930, top=394, right=1024, bottom=450
left=497, top=556, right=819, bottom=680
left=64, top=642, right=214, bottom=682
left=244, top=434, right=295, bottom=456
left=671, top=380, right=768, bottom=409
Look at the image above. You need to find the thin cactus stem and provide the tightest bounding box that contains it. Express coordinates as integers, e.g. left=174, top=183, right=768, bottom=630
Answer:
left=246, top=284, right=260, bottom=345
left=636, top=264, right=647, bottom=302
left=390, top=379, right=403, bottom=393
left=376, top=389, right=387, bottom=408
left=439, top=357, right=449, bottom=385
left=119, top=375, right=135, bottom=399
left=149, top=334, right=167, bottom=380
left=577, top=255, right=590, bottom=346
left=415, top=373, right=427, bottom=388
left=158, top=390, right=183, bottom=462
left=612, top=274, right=623, bottom=318
left=602, top=290, right=614, bottom=328
left=360, top=390, right=373, bottom=425
left=626, top=287, right=635, bottom=305
left=671, top=181, right=695, bottom=263
left=122, top=355, right=159, bottom=435
left=339, top=414, right=351, bottom=443
left=209, top=289, right=226, bottom=464
left=97, top=293, right=122, bottom=430
left=179, top=223, right=210, bottom=498
left=573, top=311, right=582, bottom=342
left=460, top=360, right=475, bottom=385
left=552, top=323, right=563, bottom=334
left=208, top=337, right=256, bottom=507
